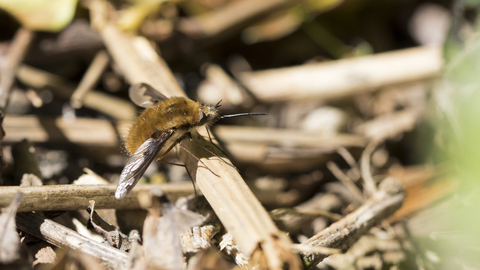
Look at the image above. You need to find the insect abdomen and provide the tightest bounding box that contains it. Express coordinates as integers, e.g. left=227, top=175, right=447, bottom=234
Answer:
left=124, top=97, right=202, bottom=155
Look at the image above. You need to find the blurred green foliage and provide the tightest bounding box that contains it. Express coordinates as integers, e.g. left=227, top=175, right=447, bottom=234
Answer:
left=0, top=0, right=78, bottom=32
left=430, top=3, right=480, bottom=268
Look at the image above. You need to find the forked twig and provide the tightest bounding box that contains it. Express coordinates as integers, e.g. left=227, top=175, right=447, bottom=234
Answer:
left=361, top=140, right=381, bottom=196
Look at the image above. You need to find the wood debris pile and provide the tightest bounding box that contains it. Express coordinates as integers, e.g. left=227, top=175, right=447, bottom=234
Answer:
left=0, top=0, right=465, bottom=269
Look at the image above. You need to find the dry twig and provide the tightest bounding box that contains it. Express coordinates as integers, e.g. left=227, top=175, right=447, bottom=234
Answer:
left=88, top=3, right=302, bottom=268
left=0, top=28, right=34, bottom=114
left=16, top=212, right=127, bottom=269
left=178, top=0, right=287, bottom=38
left=16, top=65, right=136, bottom=120
left=0, top=183, right=194, bottom=211
left=71, top=50, right=110, bottom=108
left=238, top=46, right=442, bottom=102
left=360, top=140, right=380, bottom=196
left=0, top=27, right=34, bottom=178
left=326, top=161, right=364, bottom=204
left=300, top=177, right=405, bottom=268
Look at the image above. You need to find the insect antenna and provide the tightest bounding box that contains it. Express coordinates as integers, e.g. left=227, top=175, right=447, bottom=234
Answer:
left=219, top=112, right=267, bottom=119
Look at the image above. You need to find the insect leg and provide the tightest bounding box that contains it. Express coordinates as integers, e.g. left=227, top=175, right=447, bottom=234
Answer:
left=205, top=126, right=232, bottom=159
left=155, top=160, right=198, bottom=197
left=157, top=160, right=186, bottom=167
left=178, top=143, right=220, bottom=177
left=190, top=132, right=238, bottom=171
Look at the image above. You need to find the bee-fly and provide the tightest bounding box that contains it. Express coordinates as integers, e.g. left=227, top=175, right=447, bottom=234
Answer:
left=115, top=83, right=266, bottom=199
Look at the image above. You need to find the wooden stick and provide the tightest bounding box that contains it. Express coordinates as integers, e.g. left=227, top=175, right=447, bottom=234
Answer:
left=354, top=109, right=419, bottom=141
left=177, top=0, right=287, bottom=38
left=3, top=115, right=366, bottom=172
left=360, top=140, right=380, bottom=196
left=0, top=183, right=194, bottom=211
left=3, top=115, right=120, bottom=147
left=16, top=65, right=136, bottom=121
left=15, top=212, right=128, bottom=268
left=300, top=177, right=405, bottom=268
left=3, top=115, right=367, bottom=148
left=326, top=161, right=364, bottom=204
left=71, top=50, right=110, bottom=108
left=0, top=28, right=34, bottom=113
left=88, top=3, right=302, bottom=267
left=98, top=24, right=182, bottom=98
left=212, top=126, right=366, bottom=148
left=0, top=27, right=34, bottom=179
left=238, top=45, right=442, bottom=102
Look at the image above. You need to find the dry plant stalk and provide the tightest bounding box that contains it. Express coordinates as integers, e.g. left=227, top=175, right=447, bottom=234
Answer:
left=71, top=49, right=110, bottom=108
left=354, top=109, right=420, bottom=141
left=300, top=177, right=405, bottom=268
left=88, top=3, right=301, bottom=268
left=0, top=27, right=34, bottom=178
left=3, top=115, right=366, bottom=163
left=238, top=45, right=442, bottom=102
left=3, top=115, right=120, bottom=147
left=16, top=65, right=136, bottom=120
left=0, top=183, right=194, bottom=211
left=178, top=0, right=287, bottom=38
left=15, top=212, right=127, bottom=269
left=0, top=27, right=34, bottom=113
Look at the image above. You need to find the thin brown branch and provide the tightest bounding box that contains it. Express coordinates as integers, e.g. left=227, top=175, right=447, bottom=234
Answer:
left=360, top=140, right=380, bottom=196
left=336, top=147, right=358, bottom=169
left=336, top=147, right=360, bottom=180
left=4, top=115, right=366, bottom=149
left=270, top=208, right=342, bottom=223
left=177, top=0, right=287, bottom=38
left=16, top=65, right=136, bottom=121
left=271, top=193, right=342, bottom=234
left=354, top=109, right=419, bottom=141
left=0, top=183, right=194, bottom=211
left=300, top=177, right=405, bottom=268
left=15, top=212, right=127, bottom=269
left=86, top=4, right=303, bottom=268
left=326, top=161, right=364, bottom=204
left=3, top=115, right=367, bottom=173
left=71, top=50, right=110, bottom=108
left=292, top=244, right=341, bottom=256
left=0, top=27, right=34, bottom=179
left=3, top=115, right=121, bottom=148
left=0, top=27, right=34, bottom=112
left=212, top=126, right=367, bottom=148
left=238, top=46, right=442, bottom=102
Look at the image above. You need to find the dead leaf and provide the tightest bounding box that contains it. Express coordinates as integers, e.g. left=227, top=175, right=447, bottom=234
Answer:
left=0, top=192, right=23, bottom=263
left=33, top=245, right=56, bottom=266
left=143, top=193, right=204, bottom=270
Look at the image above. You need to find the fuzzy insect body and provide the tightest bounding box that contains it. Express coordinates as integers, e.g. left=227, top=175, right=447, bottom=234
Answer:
left=115, top=83, right=265, bottom=200
left=125, top=97, right=219, bottom=155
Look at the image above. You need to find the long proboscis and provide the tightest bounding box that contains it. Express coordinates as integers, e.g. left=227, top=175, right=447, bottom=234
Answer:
left=219, top=112, right=268, bottom=119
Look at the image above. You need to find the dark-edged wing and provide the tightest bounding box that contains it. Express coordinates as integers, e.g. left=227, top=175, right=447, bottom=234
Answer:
left=129, top=83, right=168, bottom=108
left=115, top=129, right=174, bottom=199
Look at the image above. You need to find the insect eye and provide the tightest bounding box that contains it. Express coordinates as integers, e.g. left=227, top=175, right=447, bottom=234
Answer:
left=197, top=112, right=207, bottom=126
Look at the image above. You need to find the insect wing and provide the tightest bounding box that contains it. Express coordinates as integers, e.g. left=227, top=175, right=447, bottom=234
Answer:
left=115, top=130, right=174, bottom=199
left=129, top=83, right=168, bottom=108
